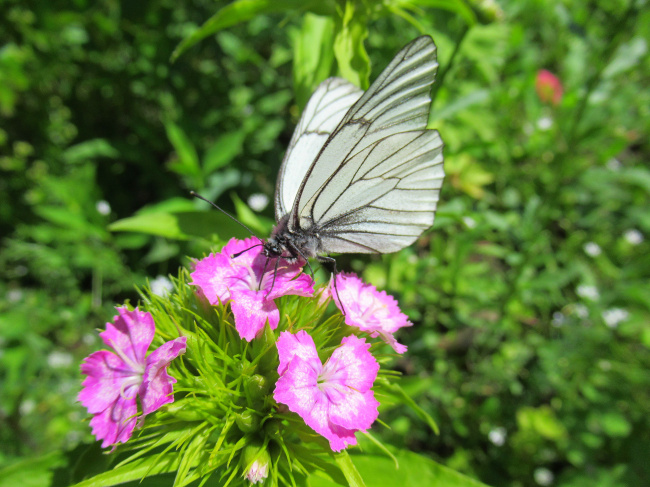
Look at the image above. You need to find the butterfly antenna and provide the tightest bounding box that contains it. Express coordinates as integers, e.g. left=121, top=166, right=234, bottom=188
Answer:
left=190, top=191, right=261, bottom=239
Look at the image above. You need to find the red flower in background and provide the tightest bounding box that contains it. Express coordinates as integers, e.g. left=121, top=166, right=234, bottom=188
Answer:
left=535, top=70, right=563, bottom=105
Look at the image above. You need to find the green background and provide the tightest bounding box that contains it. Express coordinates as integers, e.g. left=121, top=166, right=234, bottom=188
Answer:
left=1, top=0, right=649, bottom=485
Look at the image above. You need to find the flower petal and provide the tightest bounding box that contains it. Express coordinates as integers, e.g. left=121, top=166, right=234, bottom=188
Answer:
left=264, top=262, right=315, bottom=301
left=275, top=359, right=358, bottom=452
left=140, top=336, right=187, bottom=415
left=99, top=307, right=155, bottom=366
left=327, top=388, right=379, bottom=433
left=230, top=289, right=279, bottom=341
left=333, top=273, right=411, bottom=353
left=189, top=252, right=233, bottom=305
left=324, top=335, right=379, bottom=392
left=88, top=391, right=138, bottom=448
left=276, top=330, right=321, bottom=376
left=79, top=350, right=135, bottom=414
left=274, top=355, right=320, bottom=414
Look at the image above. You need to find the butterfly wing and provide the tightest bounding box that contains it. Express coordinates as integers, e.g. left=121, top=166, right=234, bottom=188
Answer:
left=289, top=36, right=444, bottom=253
left=307, top=130, right=443, bottom=253
left=274, top=77, right=363, bottom=220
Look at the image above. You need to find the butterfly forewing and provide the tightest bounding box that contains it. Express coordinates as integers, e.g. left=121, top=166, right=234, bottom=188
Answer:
left=282, top=36, right=444, bottom=255
left=274, top=77, right=363, bottom=220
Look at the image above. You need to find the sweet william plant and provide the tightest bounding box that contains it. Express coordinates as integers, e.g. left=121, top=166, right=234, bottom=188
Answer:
left=76, top=237, right=440, bottom=487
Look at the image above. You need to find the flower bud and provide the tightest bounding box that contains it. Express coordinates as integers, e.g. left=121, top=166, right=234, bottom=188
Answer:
left=242, top=442, right=270, bottom=484
left=245, top=374, right=270, bottom=402
left=235, top=409, right=261, bottom=433
left=253, top=324, right=279, bottom=374
left=263, top=419, right=283, bottom=441
left=164, top=398, right=209, bottom=422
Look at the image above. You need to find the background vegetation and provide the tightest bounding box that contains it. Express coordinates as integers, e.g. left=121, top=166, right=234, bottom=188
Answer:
left=1, top=0, right=649, bottom=486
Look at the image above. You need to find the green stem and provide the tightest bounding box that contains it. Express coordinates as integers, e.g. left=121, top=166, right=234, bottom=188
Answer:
left=431, top=25, right=469, bottom=106
left=565, top=3, right=638, bottom=148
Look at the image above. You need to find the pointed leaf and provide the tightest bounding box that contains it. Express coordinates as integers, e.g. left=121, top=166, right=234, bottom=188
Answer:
left=109, top=211, right=252, bottom=240
left=334, top=451, right=366, bottom=487
left=171, top=0, right=332, bottom=61
left=333, top=2, right=370, bottom=89
left=165, top=121, right=201, bottom=179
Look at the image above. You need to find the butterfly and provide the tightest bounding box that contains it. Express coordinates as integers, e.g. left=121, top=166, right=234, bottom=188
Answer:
left=263, top=35, right=444, bottom=274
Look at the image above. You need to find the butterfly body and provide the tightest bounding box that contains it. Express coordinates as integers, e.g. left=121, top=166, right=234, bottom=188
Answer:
left=265, top=36, right=444, bottom=268
left=264, top=214, right=320, bottom=263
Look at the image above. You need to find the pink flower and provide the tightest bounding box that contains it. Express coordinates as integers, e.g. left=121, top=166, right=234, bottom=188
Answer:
left=535, top=69, right=563, bottom=105
left=190, top=237, right=314, bottom=341
left=78, top=307, right=187, bottom=449
left=274, top=331, right=379, bottom=451
left=332, top=272, right=412, bottom=354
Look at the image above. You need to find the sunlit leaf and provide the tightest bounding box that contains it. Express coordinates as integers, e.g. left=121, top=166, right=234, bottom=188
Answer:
left=109, top=211, right=251, bottom=241
left=333, top=2, right=370, bottom=89
left=165, top=121, right=201, bottom=180
left=292, top=13, right=336, bottom=109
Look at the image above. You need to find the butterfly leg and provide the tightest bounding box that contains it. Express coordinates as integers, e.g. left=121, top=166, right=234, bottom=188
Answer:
left=317, top=255, right=346, bottom=316
left=265, top=256, right=281, bottom=296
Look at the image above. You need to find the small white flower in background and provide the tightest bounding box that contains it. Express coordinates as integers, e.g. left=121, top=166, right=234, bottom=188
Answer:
left=606, top=158, right=622, bottom=171
left=534, top=467, right=554, bottom=486
left=551, top=312, right=566, bottom=328
left=598, top=360, right=612, bottom=371
left=96, top=200, right=111, bottom=215
left=572, top=304, right=588, bottom=318
left=583, top=242, right=601, bottom=257
left=624, top=229, right=643, bottom=245
left=247, top=193, right=269, bottom=212
left=602, top=308, right=629, bottom=328
left=7, top=289, right=23, bottom=302
left=576, top=285, right=599, bottom=301
left=19, top=399, right=36, bottom=416
left=488, top=427, right=507, bottom=446
left=150, top=275, right=174, bottom=297
left=82, top=333, right=97, bottom=346
left=463, top=216, right=477, bottom=229
left=536, top=116, right=553, bottom=131
left=47, top=351, right=74, bottom=369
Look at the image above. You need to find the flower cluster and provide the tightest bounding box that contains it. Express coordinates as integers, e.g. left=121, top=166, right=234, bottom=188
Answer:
left=189, top=237, right=314, bottom=341
left=78, top=237, right=416, bottom=483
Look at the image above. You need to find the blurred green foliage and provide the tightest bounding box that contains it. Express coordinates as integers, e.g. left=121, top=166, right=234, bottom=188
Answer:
left=1, top=0, right=649, bottom=486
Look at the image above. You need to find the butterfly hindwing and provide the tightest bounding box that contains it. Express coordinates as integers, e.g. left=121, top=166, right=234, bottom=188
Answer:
left=305, top=129, right=444, bottom=253
left=274, top=77, right=363, bottom=220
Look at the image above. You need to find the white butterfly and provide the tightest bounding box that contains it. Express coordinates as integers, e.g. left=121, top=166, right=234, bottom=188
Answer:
left=263, top=36, right=445, bottom=271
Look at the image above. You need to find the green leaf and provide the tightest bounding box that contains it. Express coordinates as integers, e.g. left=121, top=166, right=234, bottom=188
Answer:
left=292, top=13, right=336, bottom=109
left=61, top=138, right=120, bottom=164
left=517, top=406, right=568, bottom=441
left=429, top=89, right=490, bottom=122
left=334, top=451, right=367, bottom=487
left=391, top=0, right=477, bottom=26
left=171, top=0, right=325, bottom=61
left=384, top=383, right=439, bottom=435
left=0, top=451, right=66, bottom=487
left=333, top=2, right=370, bottom=89
left=232, top=193, right=275, bottom=235
left=202, top=131, right=246, bottom=174
left=164, top=121, right=201, bottom=180
left=109, top=211, right=252, bottom=241
left=310, top=446, right=490, bottom=487
left=351, top=449, right=490, bottom=487
left=69, top=453, right=183, bottom=487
